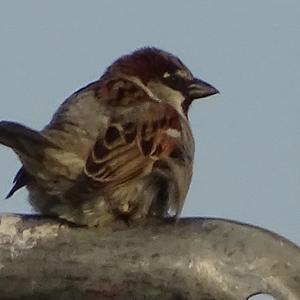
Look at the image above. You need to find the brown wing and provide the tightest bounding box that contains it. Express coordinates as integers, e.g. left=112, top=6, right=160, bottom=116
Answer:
left=84, top=78, right=183, bottom=189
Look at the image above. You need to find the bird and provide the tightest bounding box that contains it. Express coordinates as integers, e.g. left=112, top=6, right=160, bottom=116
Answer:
left=0, top=47, right=218, bottom=226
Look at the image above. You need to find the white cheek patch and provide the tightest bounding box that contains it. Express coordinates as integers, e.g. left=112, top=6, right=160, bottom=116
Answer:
left=165, top=89, right=185, bottom=115
left=166, top=128, right=181, bottom=138
left=147, top=81, right=181, bottom=100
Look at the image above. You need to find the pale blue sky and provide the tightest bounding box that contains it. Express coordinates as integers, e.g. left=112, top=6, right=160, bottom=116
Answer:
left=0, top=0, right=299, bottom=259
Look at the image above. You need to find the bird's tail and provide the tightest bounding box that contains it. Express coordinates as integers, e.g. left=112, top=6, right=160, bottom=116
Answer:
left=0, top=121, right=57, bottom=159
left=0, top=121, right=63, bottom=199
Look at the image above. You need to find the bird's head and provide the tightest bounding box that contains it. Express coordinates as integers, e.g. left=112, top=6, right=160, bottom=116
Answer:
left=103, top=47, right=219, bottom=115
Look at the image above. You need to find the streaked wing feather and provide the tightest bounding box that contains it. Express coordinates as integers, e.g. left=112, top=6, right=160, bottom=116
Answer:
left=84, top=78, right=183, bottom=188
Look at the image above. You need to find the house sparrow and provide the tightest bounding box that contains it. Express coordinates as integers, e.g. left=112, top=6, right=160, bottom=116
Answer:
left=0, top=47, right=218, bottom=226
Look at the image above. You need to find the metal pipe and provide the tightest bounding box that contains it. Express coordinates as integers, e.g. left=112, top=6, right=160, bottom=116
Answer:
left=0, top=215, right=299, bottom=299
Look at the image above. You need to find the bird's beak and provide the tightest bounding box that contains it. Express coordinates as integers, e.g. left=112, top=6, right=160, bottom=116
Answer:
left=187, top=78, right=219, bottom=100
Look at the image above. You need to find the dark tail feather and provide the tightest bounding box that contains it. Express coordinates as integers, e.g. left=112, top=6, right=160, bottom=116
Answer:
left=5, top=167, right=30, bottom=199
left=0, top=121, right=56, bottom=158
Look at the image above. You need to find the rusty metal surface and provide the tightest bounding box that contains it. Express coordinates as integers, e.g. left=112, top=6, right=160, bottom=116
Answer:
left=0, top=215, right=299, bottom=299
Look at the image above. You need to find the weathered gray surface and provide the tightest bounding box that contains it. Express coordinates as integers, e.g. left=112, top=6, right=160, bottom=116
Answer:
left=0, top=214, right=299, bottom=300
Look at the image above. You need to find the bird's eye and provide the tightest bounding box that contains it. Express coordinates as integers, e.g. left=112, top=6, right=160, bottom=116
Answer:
left=162, top=72, right=186, bottom=90
left=169, top=74, right=180, bottom=83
